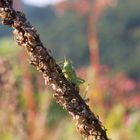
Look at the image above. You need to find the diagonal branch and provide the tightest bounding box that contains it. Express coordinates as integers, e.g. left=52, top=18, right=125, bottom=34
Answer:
left=0, top=0, right=110, bottom=139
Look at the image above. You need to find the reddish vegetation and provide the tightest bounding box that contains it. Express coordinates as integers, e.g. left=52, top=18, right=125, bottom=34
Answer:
left=77, top=65, right=140, bottom=111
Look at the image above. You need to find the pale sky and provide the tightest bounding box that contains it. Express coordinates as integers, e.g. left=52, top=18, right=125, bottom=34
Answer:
left=23, top=0, right=63, bottom=7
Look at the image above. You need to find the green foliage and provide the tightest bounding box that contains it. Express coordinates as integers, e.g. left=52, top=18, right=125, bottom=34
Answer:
left=47, top=99, right=68, bottom=127
left=98, top=0, right=140, bottom=77
left=0, top=37, right=20, bottom=57
left=105, top=104, right=125, bottom=130
left=0, top=132, right=14, bottom=140
left=130, top=112, right=140, bottom=139
left=57, top=120, right=82, bottom=140
left=22, top=6, right=89, bottom=67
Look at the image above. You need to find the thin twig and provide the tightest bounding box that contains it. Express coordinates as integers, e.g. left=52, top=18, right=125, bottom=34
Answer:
left=0, top=0, right=110, bottom=139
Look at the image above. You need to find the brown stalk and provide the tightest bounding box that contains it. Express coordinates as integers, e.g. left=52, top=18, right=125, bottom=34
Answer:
left=0, top=0, right=110, bottom=139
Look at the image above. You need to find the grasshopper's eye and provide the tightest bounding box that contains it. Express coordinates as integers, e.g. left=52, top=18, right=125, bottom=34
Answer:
left=63, top=60, right=69, bottom=67
left=63, top=62, right=67, bottom=68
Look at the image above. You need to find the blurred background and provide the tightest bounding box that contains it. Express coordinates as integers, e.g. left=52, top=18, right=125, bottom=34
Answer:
left=0, top=0, right=140, bottom=140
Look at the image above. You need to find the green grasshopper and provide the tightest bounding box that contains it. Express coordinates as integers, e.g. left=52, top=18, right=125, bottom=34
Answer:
left=62, top=57, right=89, bottom=102
left=62, top=57, right=85, bottom=86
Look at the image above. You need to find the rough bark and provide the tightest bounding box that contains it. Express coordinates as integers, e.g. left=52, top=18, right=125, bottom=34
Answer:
left=0, top=0, right=110, bottom=139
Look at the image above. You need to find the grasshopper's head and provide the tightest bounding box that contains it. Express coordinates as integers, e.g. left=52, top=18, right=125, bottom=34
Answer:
left=63, top=57, right=73, bottom=71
